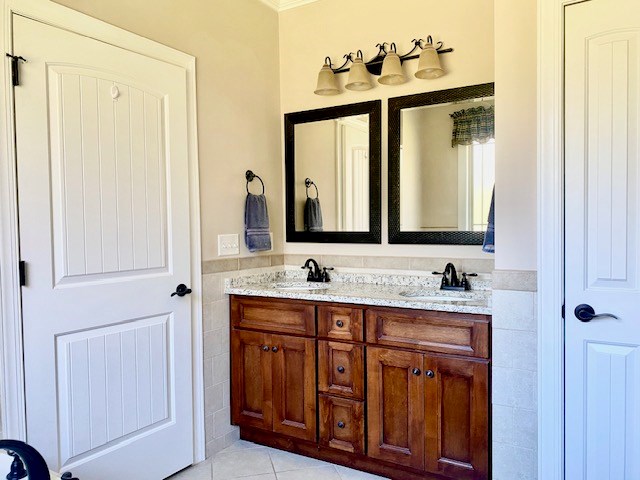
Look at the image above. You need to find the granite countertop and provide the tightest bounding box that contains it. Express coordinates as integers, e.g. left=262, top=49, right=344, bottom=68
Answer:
left=224, top=269, right=492, bottom=315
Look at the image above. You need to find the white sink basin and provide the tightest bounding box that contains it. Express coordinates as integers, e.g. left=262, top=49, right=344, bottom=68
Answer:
left=399, top=291, right=475, bottom=302
left=271, top=282, right=330, bottom=291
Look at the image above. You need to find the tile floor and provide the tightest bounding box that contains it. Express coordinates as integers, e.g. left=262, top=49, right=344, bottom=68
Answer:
left=169, top=440, right=388, bottom=480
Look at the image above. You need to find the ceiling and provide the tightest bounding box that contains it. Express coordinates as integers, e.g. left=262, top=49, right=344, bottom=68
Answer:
left=259, top=0, right=320, bottom=12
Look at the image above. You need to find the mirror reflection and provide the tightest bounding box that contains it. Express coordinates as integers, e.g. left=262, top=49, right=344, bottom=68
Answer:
left=399, top=97, right=494, bottom=233
left=294, top=114, right=370, bottom=232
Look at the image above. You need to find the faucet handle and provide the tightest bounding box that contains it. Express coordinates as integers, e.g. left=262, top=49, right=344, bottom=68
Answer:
left=321, top=267, right=334, bottom=282
left=460, top=272, right=477, bottom=290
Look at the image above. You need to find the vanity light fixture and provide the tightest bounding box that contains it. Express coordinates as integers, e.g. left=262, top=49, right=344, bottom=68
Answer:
left=314, top=36, right=453, bottom=96
left=378, top=43, right=406, bottom=85
left=345, top=51, right=373, bottom=91
left=314, top=58, right=340, bottom=95
left=415, top=40, right=445, bottom=79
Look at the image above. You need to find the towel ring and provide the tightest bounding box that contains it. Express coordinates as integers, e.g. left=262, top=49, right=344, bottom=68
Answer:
left=305, top=178, right=319, bottom=199
left=246, top=170, right=265, bottom=195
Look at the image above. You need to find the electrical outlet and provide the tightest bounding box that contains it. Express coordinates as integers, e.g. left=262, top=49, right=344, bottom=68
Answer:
left=218, top=234, right=239, bottom=256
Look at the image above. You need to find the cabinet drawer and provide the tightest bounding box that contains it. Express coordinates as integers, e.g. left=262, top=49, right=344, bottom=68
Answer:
left=318, top=341, right=364, bottom=399
left=318, top=305, right=363, bottom=342
left=231, top=296, right=315, bottom=336
left=319, top=395, right=365, bottom=454
left=366, top=308, right=490, bottom=358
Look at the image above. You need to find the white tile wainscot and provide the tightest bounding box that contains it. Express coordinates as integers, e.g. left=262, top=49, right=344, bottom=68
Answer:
left=491, top=270, right=538, bottom=480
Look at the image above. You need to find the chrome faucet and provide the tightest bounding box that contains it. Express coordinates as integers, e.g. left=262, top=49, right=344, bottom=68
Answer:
left=301, top=258, right=333, bottom=283
left=433, top=263, right=477, bottom=291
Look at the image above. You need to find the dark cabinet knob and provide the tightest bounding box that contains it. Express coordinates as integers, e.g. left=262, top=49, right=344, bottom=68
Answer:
left=425, top=370, right=435, bottom=378
left=336, top=320, right=344, bottom=328
left=412, top=368, right=421, bottom=376
left=272, top=346, right=279, bottom=353
left=171, top=283, right=192, bottom=297
left=337, top=421, right=345, bottom=429
left=337, top=366, right=345, bottom=373
left=262, top=345, right=269, bottom=352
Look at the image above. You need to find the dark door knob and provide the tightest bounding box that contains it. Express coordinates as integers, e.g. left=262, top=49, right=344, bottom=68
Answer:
left=336, top=320, right=344, bottom=328
left=262, top=345, right=269, bottom=352
left=171, top=284, right=192, bottom=297
left=574, top=304, right=619, bottom=322
left=272, top=346, right=279, bottom=353
left=412, top=368, right=421, bottom=376
left=425, top=370, right=435, bottom=378
left=337, top=366, right=345, bottom=373
left=337, top=421, right=345, bottom=429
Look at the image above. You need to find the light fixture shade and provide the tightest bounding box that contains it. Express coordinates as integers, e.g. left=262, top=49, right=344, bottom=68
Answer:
left=314, top=63, right=340, bottom=96
left=378, top=51, right=406, bottom=85
left=345, top=57, right=373, bottom=91
left=415, top=44, right=445, bottom=79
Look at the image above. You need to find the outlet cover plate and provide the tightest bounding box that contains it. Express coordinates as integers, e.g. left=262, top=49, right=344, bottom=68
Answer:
left=218, top=234, right=239, bottom=256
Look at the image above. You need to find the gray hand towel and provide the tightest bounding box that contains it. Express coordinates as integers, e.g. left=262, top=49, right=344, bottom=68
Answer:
left=245, top=193, right=272, bottom=252
left=304, top=197, right=323, bottom=232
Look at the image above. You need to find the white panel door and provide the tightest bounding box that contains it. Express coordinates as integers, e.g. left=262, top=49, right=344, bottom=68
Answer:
left=565, top=1, right=640, bottom=479
left=13, top=15, right=194, bottom=479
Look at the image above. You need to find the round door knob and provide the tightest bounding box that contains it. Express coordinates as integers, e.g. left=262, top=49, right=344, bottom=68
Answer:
left=262, top=345, right=269, bottom=352
left=171, top=284, right=192, bottom=297
left=337, top=366, right=345, bottom=373
left=425, top=370, right=435, bottom=378
left=336, top=320, right=344, bottom=328
left=272, top=346, right=278, bottom=353
left=337, top=421, right=345, bottom=429
left=412, top=368, right=421, bottom=376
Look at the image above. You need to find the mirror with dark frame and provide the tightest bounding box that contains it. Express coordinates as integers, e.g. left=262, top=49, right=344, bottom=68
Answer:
left=388, top=83, right=495, bottom=244
left=285, top=101, right=382, bottom=243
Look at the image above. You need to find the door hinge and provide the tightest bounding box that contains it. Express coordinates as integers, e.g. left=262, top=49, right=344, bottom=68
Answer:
left=561, top=303, right=565, bottom=319
left=18, top=261, right=26, bottom=287
left=6, top=53, right=27, bottom=87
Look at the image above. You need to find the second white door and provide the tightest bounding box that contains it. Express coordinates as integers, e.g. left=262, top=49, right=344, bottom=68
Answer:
left=565, top=0, right=640, bottom=478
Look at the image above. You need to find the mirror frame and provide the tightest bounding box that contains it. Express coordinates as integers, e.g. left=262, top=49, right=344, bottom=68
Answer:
left=285, top=100, right=382, bottom=243
left=388, top=83, right=495, bottom=245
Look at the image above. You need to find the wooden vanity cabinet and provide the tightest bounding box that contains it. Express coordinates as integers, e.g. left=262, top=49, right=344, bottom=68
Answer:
left=230, top=295, right=491, bottom=480
left=231, top=298, right=316, bottom=442
left=366, top=307, right=491, bottom=480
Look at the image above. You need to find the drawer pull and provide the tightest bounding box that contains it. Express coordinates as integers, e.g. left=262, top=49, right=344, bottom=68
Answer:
left=272, top=346, right=279, bottom=353
left=412, top=368, right=421, bottom=376
left=262, top=345, right=269, bottom=352
left=336, top=320, right=344, bottom=328
left=425, top=369, right=435, bottom=378
left=336, top=365, right=345, bottom=373
left=337, top=421, right=345, bottom=429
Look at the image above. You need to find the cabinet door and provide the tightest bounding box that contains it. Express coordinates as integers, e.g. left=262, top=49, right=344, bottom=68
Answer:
left=367, top=347, right=425, bottom=470
left=271, top=334, right=317, bottom=441
left=424, top=355, right=489, bottom=480
left=231, top=330, right=273, bottom=431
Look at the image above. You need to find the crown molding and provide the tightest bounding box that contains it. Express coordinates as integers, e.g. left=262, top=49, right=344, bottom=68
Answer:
left=258, top=0, right=320, bottom=12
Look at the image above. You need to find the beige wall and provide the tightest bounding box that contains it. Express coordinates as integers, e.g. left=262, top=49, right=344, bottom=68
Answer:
left=279, top=0, right=495, bottom=259
left=54, top=0, right=283, bottom=262
left=494, top=0, right=537, bottom=271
